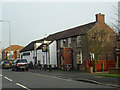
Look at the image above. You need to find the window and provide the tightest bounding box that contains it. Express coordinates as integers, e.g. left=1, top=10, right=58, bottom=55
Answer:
left=77, top=36, right=81, bottom=47
left=60, top=39, right=64, bottom=47
left=16, top=59, right=27, bottom=63
left=90, top=53, right=94, bottom=61
left=68, top=38, right=71, bottom=47
left=23, top=52, right=30, bottom=56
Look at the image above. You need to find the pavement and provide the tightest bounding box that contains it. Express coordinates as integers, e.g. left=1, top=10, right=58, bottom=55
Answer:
left=29, top=69, right=120, bottom=88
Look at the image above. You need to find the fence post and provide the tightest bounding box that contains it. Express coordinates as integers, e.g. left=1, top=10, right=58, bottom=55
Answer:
left=102, top=62, right=104, bottom=72
left=116, top=56, right=119, bottom=69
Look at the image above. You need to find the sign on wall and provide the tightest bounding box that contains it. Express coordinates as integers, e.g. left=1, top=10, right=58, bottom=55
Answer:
left=42, top=44, right=48, bottom=52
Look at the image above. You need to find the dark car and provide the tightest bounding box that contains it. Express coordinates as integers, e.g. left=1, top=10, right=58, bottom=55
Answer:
left=2, top=60, right=11, bottom=69
left=12, top=59, right=29, bottom=71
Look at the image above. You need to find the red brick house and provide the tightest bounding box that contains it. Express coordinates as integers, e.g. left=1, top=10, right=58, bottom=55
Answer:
left=2, top=45, right=24, bottom=60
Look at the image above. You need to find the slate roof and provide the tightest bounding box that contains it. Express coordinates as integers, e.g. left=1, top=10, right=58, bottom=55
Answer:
left=20, top=42, right=34, bottom=52
left=20, top=22, right=96, bottom=52
left=46, top=22, right=96, bottom=41
left=20, top=39, right=44, bottom=52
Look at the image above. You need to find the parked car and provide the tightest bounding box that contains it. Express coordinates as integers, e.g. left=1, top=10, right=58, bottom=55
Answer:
left=12, top=59, right=29, bottom=71
left=1, top=60, right=12, bottom=69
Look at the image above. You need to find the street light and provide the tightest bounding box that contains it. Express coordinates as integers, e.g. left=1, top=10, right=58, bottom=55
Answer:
left=0, top=20, right=11, bottom=60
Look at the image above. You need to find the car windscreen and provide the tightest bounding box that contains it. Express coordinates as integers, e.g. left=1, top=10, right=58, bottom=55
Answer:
left=4, top=61, right=10, bottom=63
left=16, top=59, right=27, bottom=63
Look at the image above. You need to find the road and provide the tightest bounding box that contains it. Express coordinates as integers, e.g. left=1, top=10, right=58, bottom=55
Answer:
left=1, top=69, right=115, bottom=89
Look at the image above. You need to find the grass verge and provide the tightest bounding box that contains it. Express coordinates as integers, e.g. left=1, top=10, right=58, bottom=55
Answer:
left=98, top=74, right=120, bottom=77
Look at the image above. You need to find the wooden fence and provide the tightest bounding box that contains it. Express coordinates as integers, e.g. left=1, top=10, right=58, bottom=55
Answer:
left=85, top=60, right=116, bottom=72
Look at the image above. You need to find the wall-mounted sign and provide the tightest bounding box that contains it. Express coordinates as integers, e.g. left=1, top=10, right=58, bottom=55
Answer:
left=42, top=44, right=47, bottom=52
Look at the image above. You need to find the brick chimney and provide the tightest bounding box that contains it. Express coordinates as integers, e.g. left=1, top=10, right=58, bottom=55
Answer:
left=96, top=13, right=105, bottom=23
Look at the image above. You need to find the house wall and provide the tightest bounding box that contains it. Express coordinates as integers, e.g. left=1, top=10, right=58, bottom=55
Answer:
left=2, top=46, right=24, bottom=60
left=49, top=41, right=57, bottom=67
left=71, top=36, right=77, bottom=70
left=37, top=49, right=47, bottom=65
left=2, top=51, right=18, bottom=60
left=20, top=51, right=34, bottom=64
left=37, top=41, right=57, bottom=68
left=80, top=34, right=90, bottom=67
left=87, top=23, right=117, bottom=60
left=2, top=51, right=6, bottom=60
left=57, top=36, right=86, bottom=70
left=56, top=22, right=117, bottom=71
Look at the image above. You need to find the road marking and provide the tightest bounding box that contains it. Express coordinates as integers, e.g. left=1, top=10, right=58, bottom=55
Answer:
left=0, top=74, right=2, bottom=77
left=35, top=73, right=72, bottom=82
left=16, top=83, right=30, bottom=90
left=4, top=76, right=12, bottom=82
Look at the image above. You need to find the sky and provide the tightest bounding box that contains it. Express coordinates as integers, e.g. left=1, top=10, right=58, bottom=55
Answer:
left=0, top=1, right=119, bottom=49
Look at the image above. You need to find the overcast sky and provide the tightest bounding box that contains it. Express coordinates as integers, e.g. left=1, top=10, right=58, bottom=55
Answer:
left=0, top=1, right=118, bottom=49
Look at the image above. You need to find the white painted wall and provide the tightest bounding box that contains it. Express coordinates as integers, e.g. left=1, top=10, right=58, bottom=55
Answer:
left=37, top=49, right=47, bottom=64
left=37, top=41, right=57, bottom=68
left=49, top=41, right=57, bottom=67
left=20, top=51, right=34, bottom=64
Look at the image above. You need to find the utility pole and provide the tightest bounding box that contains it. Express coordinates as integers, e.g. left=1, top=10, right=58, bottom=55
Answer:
left=0, top=20, right=11, bottom=60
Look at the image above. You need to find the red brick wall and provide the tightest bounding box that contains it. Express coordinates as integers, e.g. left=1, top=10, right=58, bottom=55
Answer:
left=62, top=48, right=72, bottom=65
left=85, top=60, right=116, bottom=72
left=58, top=48, right=72, bottom=68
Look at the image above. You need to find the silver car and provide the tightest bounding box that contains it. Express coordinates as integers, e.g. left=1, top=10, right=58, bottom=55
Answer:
left=12, top=59, right=29, bottom=71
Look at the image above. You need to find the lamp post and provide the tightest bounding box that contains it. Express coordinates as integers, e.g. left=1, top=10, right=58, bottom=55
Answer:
left=0, top=20, right=11, bottom=60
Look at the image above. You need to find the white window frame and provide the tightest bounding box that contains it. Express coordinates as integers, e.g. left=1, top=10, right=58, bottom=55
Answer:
left=68, top=38, right=71, bottom=47
left=60, top=39, right=64, bottom=47
left=77, top=36, right=81, bottom=47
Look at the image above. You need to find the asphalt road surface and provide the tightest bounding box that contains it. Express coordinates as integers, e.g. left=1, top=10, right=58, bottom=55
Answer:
left=1, top=69, right=115, bottom=89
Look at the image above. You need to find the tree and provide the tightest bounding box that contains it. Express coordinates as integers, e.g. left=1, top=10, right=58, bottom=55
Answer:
left=111, top=2, right=120, bottom=68
left=112, top=4, right=120, bottom=33
left=87, top=23, right=116, bottom=72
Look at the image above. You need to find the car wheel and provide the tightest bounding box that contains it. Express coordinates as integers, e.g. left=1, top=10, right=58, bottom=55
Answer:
left=12, top=68, right=14, bottom=71
left=22, top=69, right=24, bottom=71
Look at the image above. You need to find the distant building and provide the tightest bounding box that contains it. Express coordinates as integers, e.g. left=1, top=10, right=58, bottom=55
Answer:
left=2, top=45, right=24, bottom=60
